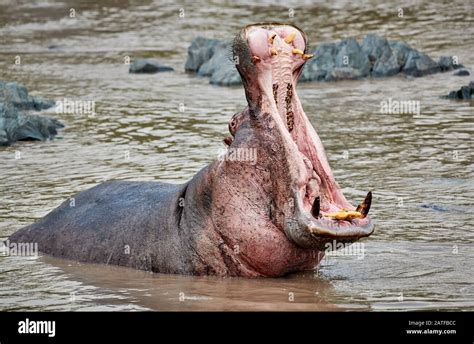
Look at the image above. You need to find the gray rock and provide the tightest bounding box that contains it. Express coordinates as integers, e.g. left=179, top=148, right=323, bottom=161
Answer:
left=300, top=43, right=337, bottom=82
left=48, top=44, right=62, bottom=50
left=0, top=81, right=63, bottom=146
left=332, top=38, right=370, bottom=80
left=453, top=69, right=470, bottom=76
left=362, top=34, right=401, bottom=77
left=445, top=81, right=474, bottom=99
left=185, top=37, right=222, bottom=72
left=388, top=41, right=413, bottom=68
left=403, top=50, right=440, bottom=77
left=129, top=59, right=174, bottom=74
left=197, top=43, right=241, bottom=86
left=301, top=39, right=370, bottom=82
left=0, top=81, right=55, bottom=111
left=186, top=34, right=461, bottom=85
left=362, top=34, right=388, bottom=61
left=209, top=61, right=242, bottom=86
left=31, top=96, right=56, bottom=110
left=197, top=43, right=230, bottom=77
left=438, top=56, right=464, bottom=71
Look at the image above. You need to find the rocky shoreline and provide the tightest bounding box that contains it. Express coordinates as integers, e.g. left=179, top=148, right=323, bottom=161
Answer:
left=0, top=81, right=63, bottom=146
left=444, top=81, right=474, bottom=100
left=185, top=33, right=463, bottom=86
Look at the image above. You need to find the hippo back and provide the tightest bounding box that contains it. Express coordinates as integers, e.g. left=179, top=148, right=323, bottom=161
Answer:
left=8, top=180, right=191, bottom=273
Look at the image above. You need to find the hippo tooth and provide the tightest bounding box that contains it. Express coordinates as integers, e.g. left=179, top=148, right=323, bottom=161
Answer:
left=355, top=191, right=372, bottom=218
left=292, top=48, right=304, bottom=55
left=251, top=56, right=261, bottom=64
left=311, top=196, right=320, bottom=218
left=324, top=210, right=362, bottom=221
left=284, top=32, right=296, bottom=44
left=268, top=33, right=277, bottom=44
left=303, top=54, right=314, bottom=60
left=270, top=48, right=278, bottom=56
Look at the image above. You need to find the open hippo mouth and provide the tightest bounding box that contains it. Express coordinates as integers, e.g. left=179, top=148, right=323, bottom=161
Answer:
left=230, top=23, right=374, bottom=251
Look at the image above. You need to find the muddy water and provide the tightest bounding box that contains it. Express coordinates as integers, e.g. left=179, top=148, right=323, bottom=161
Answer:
left=0, top=0, right=473, bottom=311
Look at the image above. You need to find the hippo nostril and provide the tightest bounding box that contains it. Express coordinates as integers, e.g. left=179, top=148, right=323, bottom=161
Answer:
left=311, top=196, right=320, bottom=218
left=355, top=191, right=372, bottom=218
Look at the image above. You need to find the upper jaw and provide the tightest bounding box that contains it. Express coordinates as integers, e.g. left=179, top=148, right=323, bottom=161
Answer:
left=233, top=23, right=375, bottom=250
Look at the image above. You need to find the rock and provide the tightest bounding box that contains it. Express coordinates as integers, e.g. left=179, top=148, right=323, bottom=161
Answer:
left=445, top=81, right=474, bottom=99
left=0, top=81, right=56, bottom=111
left=0, top=81, right=63, bottom=146
left=185, top=37, right=222, bottom=72
left=186, top=34, right=462, bottom=85
left=453, top=69, right=470, bottom=76
left=31, top=96, right=56, bottom=111
left=0, top=81, right=29, bottom=108
left=209, top=62, right=242, bottom=86
left=438, top=56, right=464, bottom=71
left=403, top=50, right=440, bottom=77
left=197, top=43, right=229, bottom=77
left=331, top=38, right=370, bottom=80
left=362, top=34, right=400, bottom=77
left=388, top=41, right=413, bottom=68
left=302, top=39, right=370, bottom=82
left=196, top=43, right=241, bottom=86
left=300, top=43, right=337, bottom=82
left=129, top=59, right=174, bottom=74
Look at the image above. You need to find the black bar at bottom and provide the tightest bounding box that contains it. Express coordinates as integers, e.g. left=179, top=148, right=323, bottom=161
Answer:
left=0, top=312, right=472, bottom=343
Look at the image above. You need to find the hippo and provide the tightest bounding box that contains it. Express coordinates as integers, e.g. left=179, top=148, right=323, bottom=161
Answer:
left=8, top=23, right=374, bottom=277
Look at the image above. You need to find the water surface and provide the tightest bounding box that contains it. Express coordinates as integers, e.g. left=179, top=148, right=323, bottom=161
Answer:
left=0, top=0, right=473, bottom=311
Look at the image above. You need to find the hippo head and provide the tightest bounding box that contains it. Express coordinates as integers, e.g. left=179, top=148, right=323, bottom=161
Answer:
left=208, top=23, right=373, bottom=276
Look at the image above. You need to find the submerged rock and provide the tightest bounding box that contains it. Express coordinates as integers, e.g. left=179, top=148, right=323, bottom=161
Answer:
left=300, top=43, right=337, bottom=81
left=186, top=33, right=463, bottom=86
left=331, top=38, right=370, bottom=80
left=445, top=81, right=474, bottom=100
left=362, top=34, right=401, bottom=77
left=453, top=69, right=470, bottom=76
left=0, top=81, right=63, bottom=146
left=0, top=81, right=55, bottom=110
left=438, top=55, right=464, bottom=71
left=403, top=50, right=440, bottom=76
left=186, top=38, right=241, bottom=85
left=129, top=59, right=174, bottom=74
left=185, top=37, right=222, bottom=72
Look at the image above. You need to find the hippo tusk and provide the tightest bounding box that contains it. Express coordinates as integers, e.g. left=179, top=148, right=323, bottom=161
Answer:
left=292, top=48, right=304, bottom=55
left=355, top=191, right=372, bottom=218
left=303, top=53, right=314, bottom=60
